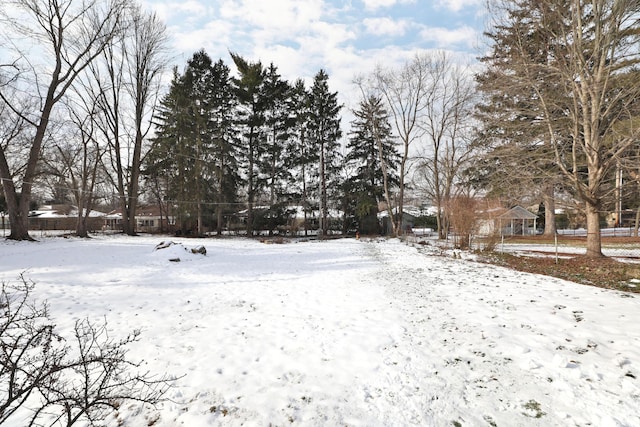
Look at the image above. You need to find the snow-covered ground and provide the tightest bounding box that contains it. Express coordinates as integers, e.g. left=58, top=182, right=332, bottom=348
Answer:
left=1, top=235, right=639, bottom=426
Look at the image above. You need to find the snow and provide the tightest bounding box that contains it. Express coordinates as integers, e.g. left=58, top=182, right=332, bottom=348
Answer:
left=1, top=235, right=639, bottom=426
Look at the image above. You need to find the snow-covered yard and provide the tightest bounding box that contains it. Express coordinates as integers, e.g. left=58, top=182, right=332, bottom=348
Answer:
left=1, top=235, right=639, bottom=426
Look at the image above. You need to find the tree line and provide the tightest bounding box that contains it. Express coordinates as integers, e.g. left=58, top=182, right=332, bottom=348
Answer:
left=146, top=51, right=347, bottom=237
left=2, top=0, right=640, bottom=257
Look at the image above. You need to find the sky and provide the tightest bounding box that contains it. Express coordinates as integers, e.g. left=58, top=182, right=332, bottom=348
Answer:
left=142, top=0, right=487, bottom=112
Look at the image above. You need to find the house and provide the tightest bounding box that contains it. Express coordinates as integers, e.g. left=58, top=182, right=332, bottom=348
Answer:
left=378, top=208, right=416, bottom=235
left=477, top=205, right=538, bottom=236
left=104, top=205, right=175, bottom=233
left=28, top=205, right=106, bottom=231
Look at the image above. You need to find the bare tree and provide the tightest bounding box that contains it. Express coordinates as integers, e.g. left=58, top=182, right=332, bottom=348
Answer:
left=0, top=86, right=31, bottom=213
left=121, top=5, right=168, bottom=235
left=484, top=0, right=640, bottom=257
left=41, top=96, right=105, bottom=238
left=96, top=5, right=168, bottom=236
left=413, top=51, right=477, bottom=239
left=372, top=55, right=429, bottom=236
left=0, top=0, right=128, bottom=240
left=0, top=276, right=65, bottom=423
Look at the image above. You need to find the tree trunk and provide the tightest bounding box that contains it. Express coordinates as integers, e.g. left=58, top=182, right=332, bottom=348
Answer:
left=302, top=163, right=308, bottom=237
left=216, top=155, right=224, bottom=235
left=542, top=186, right=556, bottom=237
left=585, top=202, right=603, bottom=258
left=395, top=153, right=406, bottom=237
left=76, top=214, right=89, bottom=238
left=320, top=140, right=328, bottom=237
left=4, top=192, right=33, bottom=241
left=75, top=191, right=89, bottom=238
left=0, top=147, right=34, bottom=241
left=124, top=126, right=144, bottom=237
left=247, top=133, right=255, bottom=236
left=216, top=208, right=224, bottom=235
left=2, top=81, right=57, bottom=240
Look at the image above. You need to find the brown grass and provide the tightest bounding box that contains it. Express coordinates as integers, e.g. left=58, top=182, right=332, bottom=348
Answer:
left=480, top=235, right=640, bottom=294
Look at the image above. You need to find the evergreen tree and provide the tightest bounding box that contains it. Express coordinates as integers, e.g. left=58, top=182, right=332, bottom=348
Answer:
left=146, top=68, right=195, bottom=234
left=260, top=64, right=296, bottom=234
left=231, top=52, right=266, bottom=236
left=288, top=79, right=316, bottom=235
left=345, top=95, right=400, bottom=234
left=209, top=59, right=241, bottom=234
left=181, top=50, right=217, bottom=234
left=147, top=50, right=220, bottom=235
left=308, top=70, right=342, bottom=236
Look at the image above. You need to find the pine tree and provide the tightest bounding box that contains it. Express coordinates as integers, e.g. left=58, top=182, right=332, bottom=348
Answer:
left=147, top=51, right=218, bottom=235
left=146, top=68, right=195, bottom=234
left=231, top=52, right=266, bottom=236
left=181, top=50, right=217, bottom=234
left=209, top=59, right=241, bottom=234
left=474, top=0, right=570, bottom=236
left=288, top=79, right=315, bottom=235
left=260, top=64, right=296, bottom=234
left=345, top=95, right=400, bottom=234
left=308, top=70, right=342, bottom=236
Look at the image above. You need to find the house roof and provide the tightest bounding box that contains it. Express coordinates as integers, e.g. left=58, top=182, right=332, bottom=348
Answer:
left=30, top=205, right=106, bottom=218
left=498, top=206, right=538, bottom=220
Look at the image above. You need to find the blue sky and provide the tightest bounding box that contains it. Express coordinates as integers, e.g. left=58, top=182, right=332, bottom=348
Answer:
left=143, top=0, right=486, bottom=109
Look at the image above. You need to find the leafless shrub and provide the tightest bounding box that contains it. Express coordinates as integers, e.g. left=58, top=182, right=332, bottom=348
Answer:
left=1, top=276, right=176, bottom=426
left=446, top=196, right=478, bottom=250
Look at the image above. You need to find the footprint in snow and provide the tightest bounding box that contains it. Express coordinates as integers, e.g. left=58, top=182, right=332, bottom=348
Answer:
left=572, top=311, right=584, bottom=322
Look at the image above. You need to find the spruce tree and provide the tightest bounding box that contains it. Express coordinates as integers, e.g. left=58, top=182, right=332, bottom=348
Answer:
left=209, top=59, right=241, bottom=234
left=146, top=68, right=196, bottom=234
left=345, top=95, right=400, bottom=234
left=474, top=0, right=569, bottom=236
left=288, top=79, right=315, bottom=235
left=231, top=52, right=266, bottom=236
left=260, top=64, right=296, bottom=234
left=147, top=50, right=220, bottom=235
left=308, top=70, right=342, bottom=236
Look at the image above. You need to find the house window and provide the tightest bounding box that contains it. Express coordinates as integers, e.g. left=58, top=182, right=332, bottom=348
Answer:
left=138, top=219, right=155, bottom=227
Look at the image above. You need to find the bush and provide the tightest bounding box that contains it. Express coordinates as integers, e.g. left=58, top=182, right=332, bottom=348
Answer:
left=447, top=196, right=478, bottom=250
left=1, top=276, right=175, bottom=426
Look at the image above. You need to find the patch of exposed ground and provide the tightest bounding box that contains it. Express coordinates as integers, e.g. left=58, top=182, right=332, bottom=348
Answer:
left=480, top=237, right=640, bottom=294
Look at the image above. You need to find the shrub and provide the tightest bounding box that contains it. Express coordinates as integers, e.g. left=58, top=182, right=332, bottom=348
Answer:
left=1, top=276, right=175, bottom=426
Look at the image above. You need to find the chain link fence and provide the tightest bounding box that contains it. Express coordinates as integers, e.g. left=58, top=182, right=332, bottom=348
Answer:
left=405, top=227, right=640, bottom=259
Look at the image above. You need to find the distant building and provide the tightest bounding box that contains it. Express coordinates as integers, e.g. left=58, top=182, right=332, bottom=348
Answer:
left=477, top=205, right=538, bottom=236
left=28, top=205, right=106, bottom=232
left=104, top=205, right=175, bottom=233
left=378, top=208, right=416, bottom=235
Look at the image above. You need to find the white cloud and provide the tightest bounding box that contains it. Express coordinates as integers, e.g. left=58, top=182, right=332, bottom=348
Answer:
left=360, top=0, right=416, bottom=11
left=142, top=0, right=210, bottom=23
left=170, top=19, right=236, bottom=56
left=362, top=17, right=409, bottom=37
left=419, top=25, right=478, bottom=49
left=219, top=0, right=324, bottom=38
left=436, top=0, right=482, bottom=13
